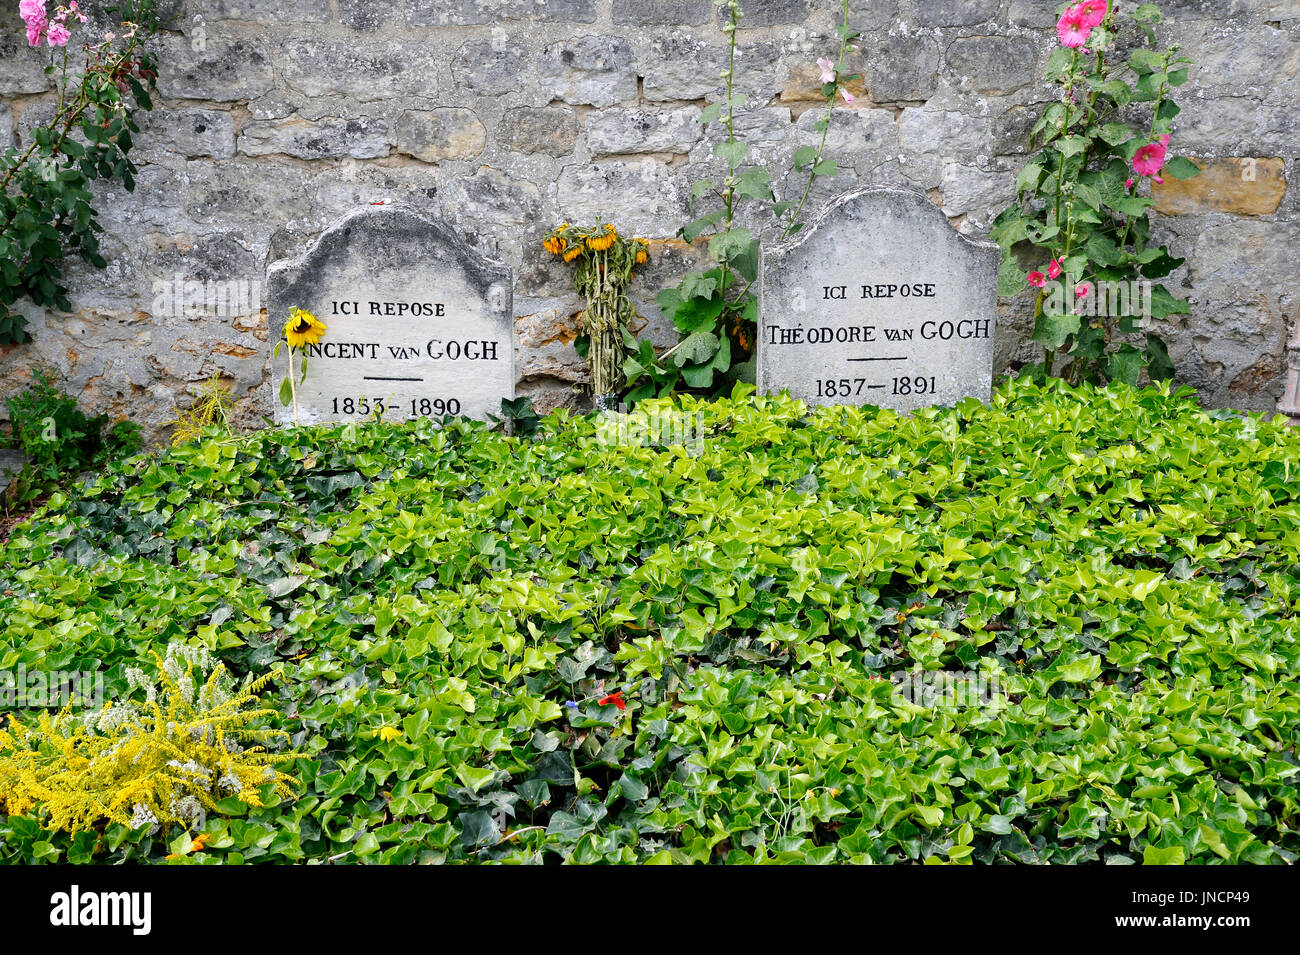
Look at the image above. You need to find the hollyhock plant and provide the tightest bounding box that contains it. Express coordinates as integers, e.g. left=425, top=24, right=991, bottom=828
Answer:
left=992, top=1, right=1198, bottom=387
left=816, top=57, right=836, bottom=83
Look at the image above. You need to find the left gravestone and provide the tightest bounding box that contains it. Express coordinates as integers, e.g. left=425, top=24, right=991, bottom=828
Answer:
left=267, top=205, right=514, bottom=425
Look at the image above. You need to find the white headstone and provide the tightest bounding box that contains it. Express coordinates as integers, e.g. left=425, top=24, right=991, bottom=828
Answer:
left=758, top=187, right=998, bottom=411
left=267, top=205, right=514, bottom=424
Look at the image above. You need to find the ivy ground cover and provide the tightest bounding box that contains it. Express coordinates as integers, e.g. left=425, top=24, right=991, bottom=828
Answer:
left=0, top=379, right=1297, bottom=864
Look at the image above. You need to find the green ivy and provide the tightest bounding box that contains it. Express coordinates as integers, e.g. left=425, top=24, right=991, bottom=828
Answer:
left=0, top=379, right=1297, bottom=863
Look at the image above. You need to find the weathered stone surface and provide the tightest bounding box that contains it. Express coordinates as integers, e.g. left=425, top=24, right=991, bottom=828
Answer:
left=157, top=34, right=275, bottom=101
left=0, top=101, right=13, bottom=150
left=135, top=108, right=237, bottom=160
left=406, top=0, right=597, bottom=26
left=443, top=167, right=544, bottom=228
left=1169, top=96, right=1262, bottom=152
left=540, top=35, right=638, bottom=107
left=0, top=450, right=25, bottom=496
left=726, top=0, right=810, bottom=27
left=280, top=39, right=436, bottom=100
left=498, top=106, right=579, bottom=157
left=945, top=36, right=1040, bottom=95
left=940, top=162, right=1015, bottom=228
left=395, top=109, right=486, bottom=163
left=758, top=187, right=998, bottom=411
left=338, top=0, right=386, bottom=31
left=557, top=160, right=684, bottom=235
left=914, top=0, right=990, bottom=26
left=1153, top=157, right=1287, bottom=216
left=196, top=0, right=332, bottom=22
left=267, top=205, right=515, bottom=424
left=240, top=116, right=391, bottom=160
left=586, top=106, right=703, bottom=156
left=0, top=32, right=49, bottom=94
left=864, top=33, right=941, bottom=102
left=451, top=36, right=531, bottom=96
left=898, top=108, right=991, bottom=186
left=792, top=108, right=898, bottom=173
left=613, top=0, right=711, bottom=25
left=991, top=104, right=1039, bottom=155
left=849, top=0, right=901, bottom=33
left=643, top=34, right=726, bottom=102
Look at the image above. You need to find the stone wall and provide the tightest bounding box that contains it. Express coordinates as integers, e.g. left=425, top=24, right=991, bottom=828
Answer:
left=1, top=0, right=1296, bottom=436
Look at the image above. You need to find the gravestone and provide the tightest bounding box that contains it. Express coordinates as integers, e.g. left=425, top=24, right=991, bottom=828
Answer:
left=267, top=204, right=514, bottom=425
left=758, top=187, right=998, bottom=411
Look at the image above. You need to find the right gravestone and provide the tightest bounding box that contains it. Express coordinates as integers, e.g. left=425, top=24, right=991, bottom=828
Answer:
left=758, top=187, right=999, bottom=411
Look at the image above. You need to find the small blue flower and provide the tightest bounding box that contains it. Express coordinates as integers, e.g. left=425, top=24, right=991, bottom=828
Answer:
left=564, top=700, right=579, bottom=710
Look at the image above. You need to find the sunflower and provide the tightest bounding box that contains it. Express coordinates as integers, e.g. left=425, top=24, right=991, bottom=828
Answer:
left=284, top=308, right=326, bottom=348
left=543, top=234, right=567, bottom=255
left=586, top=223, right=617, bottom=252
left=563, top=245, right=582, bottom=262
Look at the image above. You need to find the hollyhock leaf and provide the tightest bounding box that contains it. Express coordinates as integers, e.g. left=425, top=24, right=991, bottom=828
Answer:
left=1163, top=156, right=1201, bottom=180
left=1033, top=309, right=1081, bottom=350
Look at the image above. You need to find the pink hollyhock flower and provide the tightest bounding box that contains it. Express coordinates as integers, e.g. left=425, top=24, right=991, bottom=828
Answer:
left=1047, top=259, right=1063, bottom=280
left=45, top=19, right=69, bottom=45
left=25, top=17, right=45, bottom=45
left=1028, top=271, right=1047, bottom=288
left=1159, top=133, right=1170, bottom=148
left=1075, top=0, right=1108, bottom=28
left=1076, top=283, right=1091, bottom=298
left=1152, top=175, right=1164, bottom=185
left=1125, top=178, right=1135, bottom=189
left=816, top=57, right=836, bottom=84
left=840, top=88, right=854, bottom=104
left=1133, top=141, right=1167, bottom=177
left=1057, top=7, right=1091, bottom=48
left=18, top=0, right=45, bottom=20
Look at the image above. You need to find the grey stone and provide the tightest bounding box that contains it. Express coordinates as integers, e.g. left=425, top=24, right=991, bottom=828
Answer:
left=945, top=36, right=1041, bottom=95
left=451, top=36, right=531, bottom=96
left=1008, top=0, right=1056, bottom=28
left=280, top=39, right=437, bottom=100
left=0, top=450, right=25, bottom=496
left=0, top=32, right=49, bottom=94
left=338, top=0, right=386, bottom=31
left=266, top=205, right=515, bottom=425
left=865, top=33, right=941, bottom=102
left=791, top=107, right=898, bottom=173
left=758, top=187, right=998, bottom=411
left=1168, top=95, right=1261, bottom=153
left=498, top=106, right=579, bottom=157
left=395, top=109, right=487, bottom=163
left=240, top=116, right=391, bottom=160
left=157, top=34, right=275, bottom=101
left=991, top=104, right=1039, bottom=155
left=899, top=107, right=992, bottom=186
left=0, top=101, right=12, bottom=150
left=726, top=0, right=810, bottom=27
left=557, top=159, right=685, bottom=235
left=195, top=0, right=332, bottom=22
left=849, top=0, right=901, bottom=33
left=406, top=0, right=598, bottom=26
left=540, top=35, right=638, bottom=107
left=443, top=167, right=544, bottom=228
left=940, top=162, right=1015, bottom=229
left=136, top=108, right=237, bottom=160
left=643, top=34, right=727, bottom=102
left=587, top=106, right=703, bottom=156
left=914, top=0, right=991, bottom=27
left=613, top=0, right=712, bottom=25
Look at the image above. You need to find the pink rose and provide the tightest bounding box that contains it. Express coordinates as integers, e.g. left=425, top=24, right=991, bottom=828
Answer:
left=45, top=19, right=69, bottom=46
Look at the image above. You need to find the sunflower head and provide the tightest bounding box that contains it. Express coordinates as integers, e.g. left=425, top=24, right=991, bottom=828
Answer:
left=543, top=234, right=567, bottom=255
left=563, top=245, right=582, bottom=263
left=284, top=308, right=326, bottom=349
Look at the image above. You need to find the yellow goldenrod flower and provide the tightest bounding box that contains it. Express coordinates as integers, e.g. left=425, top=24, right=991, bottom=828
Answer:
left=284, top=308, right=326, bottom=348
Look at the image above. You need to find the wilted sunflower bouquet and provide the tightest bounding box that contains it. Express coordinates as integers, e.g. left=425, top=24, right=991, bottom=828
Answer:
left=543, top=222, right=649, bottom=409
